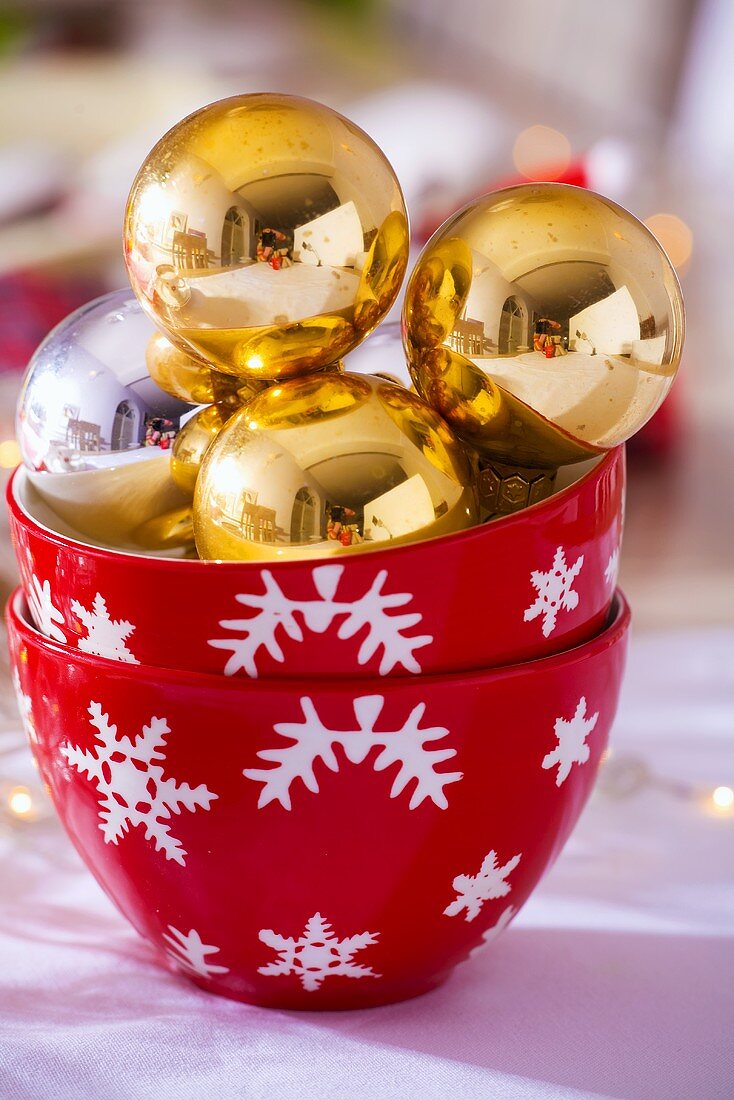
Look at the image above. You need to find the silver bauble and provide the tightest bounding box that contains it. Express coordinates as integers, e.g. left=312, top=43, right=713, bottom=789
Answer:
left=17, top=289, right=195, bottom=551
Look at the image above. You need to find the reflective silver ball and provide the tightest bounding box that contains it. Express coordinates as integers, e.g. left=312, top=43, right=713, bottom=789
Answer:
left=17, top=290, right=195, bottom=551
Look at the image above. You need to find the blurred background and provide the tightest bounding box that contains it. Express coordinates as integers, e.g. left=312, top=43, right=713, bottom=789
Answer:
left=0, top=9, right=731, bottom=1068
left=0, top=0, right=728, bottom=632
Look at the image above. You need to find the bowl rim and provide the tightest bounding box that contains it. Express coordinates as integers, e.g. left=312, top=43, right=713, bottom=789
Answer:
left=7, top=445, right=623, bottom=572
left=8, top=585, right=630, bottom=692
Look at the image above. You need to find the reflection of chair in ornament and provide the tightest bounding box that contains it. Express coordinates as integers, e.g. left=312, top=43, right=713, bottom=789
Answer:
left=66, top=418, right=102, bottom=453
left=172, top=230, right=209, bottom=270
left=229, top=499, right=277, bottom=543
left=449, top=313, right=484, bottom=356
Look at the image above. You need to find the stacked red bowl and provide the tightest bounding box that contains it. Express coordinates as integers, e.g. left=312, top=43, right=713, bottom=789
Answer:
left=7, top=447, right=629, bottom=1010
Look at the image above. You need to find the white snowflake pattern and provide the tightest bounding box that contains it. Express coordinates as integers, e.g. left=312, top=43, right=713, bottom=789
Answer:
left=60, top=701, right=217, bottom=865
left=258, top=912, right=380, bottom=991
left=209, top=564, right=432, bottom=678
left=71, top=593, right=139, bottom=663
left=444, top=849, right=522, bottom=922
left=244, top=694, right=461, bottom=811
left=604, top=546, right=620, bottom=588
left=469, top=905, right=517, bottom=958
left=163, top=925, right=229, bottom=978
left=542, top=696, right=599, bottom=786
left=28, top=574, right=66, bottom=642
left=12, top=667, right=36, bottom=744
left=524, top=546, right=584, bottom=637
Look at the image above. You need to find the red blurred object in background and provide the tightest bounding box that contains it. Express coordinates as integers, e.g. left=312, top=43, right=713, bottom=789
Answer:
left=414, top=161, right=590, bottom=242
left=0, top=272, right=103, bottom=374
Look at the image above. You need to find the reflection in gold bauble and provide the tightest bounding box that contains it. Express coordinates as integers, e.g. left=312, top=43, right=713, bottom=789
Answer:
left=132, top=503, right=194, bottom=553
left=404, top=183, right=684, bottom=512
left=125, top=94, right=409, bottom=381
left=171, top=404, right=233, bottom=496
left=193, top=372, right=478, bottom=561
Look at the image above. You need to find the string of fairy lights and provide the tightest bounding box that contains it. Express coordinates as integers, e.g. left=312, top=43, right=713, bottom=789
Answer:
left=1, top=745, right=732, bottom=831
left=596, top=750, right=734, bottom=819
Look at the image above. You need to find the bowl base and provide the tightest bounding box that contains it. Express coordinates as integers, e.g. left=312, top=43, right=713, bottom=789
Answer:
left=179, top=967, right=452, bottom=1012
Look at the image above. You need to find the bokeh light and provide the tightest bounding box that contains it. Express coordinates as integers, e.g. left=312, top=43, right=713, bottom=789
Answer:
left=0, top=439, right=21, bottom=469
left=8, top=785, right=33, bottom=817
left=711, top=785, right=734, bottom=813
left=513, top=126, right=572, bottom=180
left=644, top=213, right=693, bottom=270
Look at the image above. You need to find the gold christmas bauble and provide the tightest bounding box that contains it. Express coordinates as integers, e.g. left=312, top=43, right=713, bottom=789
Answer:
left=170, top=403, right=234, bottom=496
left=146, top=330, right=266, bottom=408
left=404, top=183, right=684, bottom=473
left=193, top=372, right=478, bottom=561
left=125, top=94, right=409, bottom=382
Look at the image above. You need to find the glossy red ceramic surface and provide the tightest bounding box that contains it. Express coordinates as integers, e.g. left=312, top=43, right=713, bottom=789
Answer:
left=8, top=587, right=629, bottom=1010
left=8, top=449, right=624, bottom=679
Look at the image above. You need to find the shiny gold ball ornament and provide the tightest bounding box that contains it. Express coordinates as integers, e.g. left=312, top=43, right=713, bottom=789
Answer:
left=403, top=183, right=684, bottom=515
left=171, top=403, right=234, bottom=496
left=193, top=372, right=478, bottom=561
left=125, top=94, right=409, bottom=382
left=145, top=330, right=267, bottom=408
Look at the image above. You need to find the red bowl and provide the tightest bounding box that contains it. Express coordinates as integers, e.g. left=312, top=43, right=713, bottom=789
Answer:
left=8, top=586, right=629, bottom=1010
left=8, top=450, right=624, bottom=679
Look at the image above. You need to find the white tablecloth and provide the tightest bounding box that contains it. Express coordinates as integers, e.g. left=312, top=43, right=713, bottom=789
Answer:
left=1, top=628, right=733, bottom=1100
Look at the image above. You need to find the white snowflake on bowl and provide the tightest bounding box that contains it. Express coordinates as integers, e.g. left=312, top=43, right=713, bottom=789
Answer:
left=524, top=546, right=584, bottom=637
left=60, top=701, right=217, bottom=865
left=209, top=564, right=432, bottom=678
left=542, top=696, right=599, bottom=786
left=258, top=912, right=380, bottom=992
left=604, top=546, right=620, bottom=588
left=163, top=925, right=229, bottom=978
left=469, top=905, right=517, bottom=958
left=444, top=849, right=522, bottom=922
left=12, top=667, right=36, bottom=745
left=28, top=574, right=66, bottom=643
left=71, top=593, right=139, bottom=664
left=244, top=694, right=461, bottom=811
